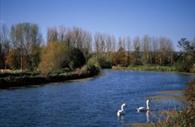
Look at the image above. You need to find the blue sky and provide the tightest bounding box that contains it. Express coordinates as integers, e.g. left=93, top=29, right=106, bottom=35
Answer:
left=1, top=0, right=195, bottom=48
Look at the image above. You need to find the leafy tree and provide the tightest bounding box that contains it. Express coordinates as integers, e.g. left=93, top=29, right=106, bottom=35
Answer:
left=87, top=55, right=100, bottom=67
left=30, top=44, right=41, bottom=70
left=176, top=38, right=195, bottom=72
left=68, top=48, right=86, bottom=69
left=38, top=41, right=68, bottom=75
left=113, top=47, right=128, bottom=66
left=97, top=55, right=112, bottom=68
left=5, top=49, right=20, bottom=69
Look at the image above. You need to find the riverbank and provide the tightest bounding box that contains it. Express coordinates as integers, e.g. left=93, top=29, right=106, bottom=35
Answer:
left=0, top=66, right=100, bottom=89
left=154, top=79, right=195, bottom=127
left=112, top=65, right=176, bottom=72
left=128, top=79, right=195, bottom=127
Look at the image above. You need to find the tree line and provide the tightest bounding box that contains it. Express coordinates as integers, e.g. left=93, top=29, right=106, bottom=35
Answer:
left=0, top=23, right=194, bottom=73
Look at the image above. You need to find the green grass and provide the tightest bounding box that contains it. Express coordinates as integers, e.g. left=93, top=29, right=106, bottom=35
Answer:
left=0, top=65, right=100, bottom=88
left=127, top=123, right=154, bottom=127
left=112, top=65, right=176, bottom=72
left=0, top=70, right=39, bottom=78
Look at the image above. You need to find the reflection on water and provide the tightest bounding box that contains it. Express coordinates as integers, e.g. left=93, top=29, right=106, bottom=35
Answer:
left=146, top=111, right=150, bottom=123
left=118, top=115, right=125, bottom=125
left=0, top=70, right=194, bottom=127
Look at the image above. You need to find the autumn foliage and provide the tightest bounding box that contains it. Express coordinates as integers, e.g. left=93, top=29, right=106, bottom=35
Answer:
left=38, top=41, right=68, bottom=74
left=0, top=23, right=195, bottom=73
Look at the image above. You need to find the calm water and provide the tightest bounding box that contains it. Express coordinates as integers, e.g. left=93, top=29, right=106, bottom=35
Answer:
left=0, top=70, right=194, bottom=127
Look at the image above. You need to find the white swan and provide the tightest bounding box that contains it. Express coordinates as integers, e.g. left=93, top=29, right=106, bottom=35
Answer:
left=137, top=99, right=150, bottom=112
left=117, top=103, right=126, bottom=117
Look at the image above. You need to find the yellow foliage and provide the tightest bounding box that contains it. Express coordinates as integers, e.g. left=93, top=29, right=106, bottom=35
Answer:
left=5, top=49, right=19, bottom=69
left=38, top=41, right=68, bottom=75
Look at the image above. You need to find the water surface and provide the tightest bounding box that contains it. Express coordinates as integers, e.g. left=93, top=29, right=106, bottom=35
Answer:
left=0, top=70, right=194, bottom=127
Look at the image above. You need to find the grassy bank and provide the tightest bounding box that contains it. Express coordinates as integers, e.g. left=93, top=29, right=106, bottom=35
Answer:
left=128, top=79, right=195, bottom=127
left=112, top=65, right=176, bottom=72
left=0, top=65, right=100, bottom=89
left=153, top=79, right=195, bottom=127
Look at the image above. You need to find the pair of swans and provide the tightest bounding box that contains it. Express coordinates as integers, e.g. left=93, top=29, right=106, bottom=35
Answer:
left=117, top=99, right=150, bottom=117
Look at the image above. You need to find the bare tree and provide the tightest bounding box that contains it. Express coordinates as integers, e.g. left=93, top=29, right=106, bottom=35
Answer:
left=65, top=27, right=92, bottom=56
left=10, top=23, right=42, bottom=70
left=126, top=36, right=131, bottom=65
left=111, top=35, right=116, bottom=52
left=94, top=32, right=106, bottom=53
left=47, top=27, right=58, bottom=43
left=0, top=24, right=10, bottom=68
left=142, top=35, right=152, bottom=64
left=118, top=36, right=126, bottom=50
left=159, top=37, right=174, bottom=65
left=133, top=36, right=142, bottom=65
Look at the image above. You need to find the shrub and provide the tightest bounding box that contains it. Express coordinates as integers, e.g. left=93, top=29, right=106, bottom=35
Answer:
left=98, top=55, right=112, bottom=68
left=38, top=41, right=68, bottom=75
left=80, top=64, right=100, bottom=75
left=175, top=57, right=194, bottom=72
left=154, top=79, right=195, bottom=127
left=113, top=47, right=129, bottom=67
left=5, top=49, right=20, bottom=69
left=68, top=48, right=86, bottom=69
left=77, top=55, right=101, bottom=75
left=87, top=54, right=112, bottom=68
left=87, top=56, right=100, bottom=67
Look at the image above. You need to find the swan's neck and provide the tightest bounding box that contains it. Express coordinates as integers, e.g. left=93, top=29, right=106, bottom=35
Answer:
left=146, top=101, right=149, bottom=110
left=121, top=105, right=125, bottom=111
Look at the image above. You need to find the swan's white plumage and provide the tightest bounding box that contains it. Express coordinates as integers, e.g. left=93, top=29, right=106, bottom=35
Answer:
left=117, top=103, right=126, bottom=117
left=137, top=99, right=150, bottom=112
left=117, top=109, right=123, bottom=117
left=137, top=106, right=146, bottom=112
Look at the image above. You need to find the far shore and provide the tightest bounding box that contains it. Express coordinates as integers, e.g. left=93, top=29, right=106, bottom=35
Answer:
left=0, top=70, right=100, bottom=89
left=112, top=65, right=195, bottom=74
left=1, top=65, right=194, bottom=89
left=112, top=65, right=176, bottom=72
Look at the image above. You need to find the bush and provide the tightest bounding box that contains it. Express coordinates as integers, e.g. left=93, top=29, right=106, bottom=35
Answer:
left=68, top=48, right=86, bottom=69
left=176, top=38, right=195, bottom=72
left=87, top=54, right=112, bottom=68
left=87, top=56, right=100, bottom=67
left=38, top=41, right=69, bottom=75
left=5, top=49, right=20, bottom=69
left=175, top=57, right=194, bottom=72
left=154, top=79, right=195, bottom=127
left=113, top=47, right=129, bottom=67
left=80, top=56, right=101, bottom=74
left=80, top=64, right=100, bottom=75
left=98, top=55, right=112, bottom=68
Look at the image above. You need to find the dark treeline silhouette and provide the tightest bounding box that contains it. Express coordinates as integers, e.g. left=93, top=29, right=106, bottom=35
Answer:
left=0, top=23, right=195, bottom=73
